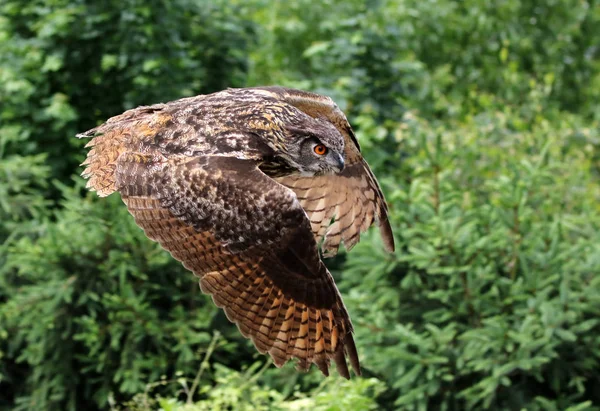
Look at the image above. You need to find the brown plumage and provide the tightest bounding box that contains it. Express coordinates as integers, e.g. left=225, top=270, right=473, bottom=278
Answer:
left=78, top=86, right=394, bottom=379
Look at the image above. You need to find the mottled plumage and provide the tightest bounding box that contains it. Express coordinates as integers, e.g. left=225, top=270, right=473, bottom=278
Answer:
left=78, top=86, right=394, bottom=378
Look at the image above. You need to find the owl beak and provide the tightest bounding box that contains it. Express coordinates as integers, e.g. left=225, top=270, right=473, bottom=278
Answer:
left=333, top=153, right=345, bottom=172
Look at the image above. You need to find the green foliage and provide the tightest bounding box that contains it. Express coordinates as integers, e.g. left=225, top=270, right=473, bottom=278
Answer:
left=342, top=110, right=600, bottom=409
left=136, top=351, right=384, bottom=411
left=1, top=183, right=222, bottom=408
left=1, top=0, right=599, bottom=410
left=0, top=0, right=254, bottom=184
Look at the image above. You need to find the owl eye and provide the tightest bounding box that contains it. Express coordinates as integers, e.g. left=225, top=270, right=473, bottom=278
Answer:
left=313, top=144, right=328, bottom=156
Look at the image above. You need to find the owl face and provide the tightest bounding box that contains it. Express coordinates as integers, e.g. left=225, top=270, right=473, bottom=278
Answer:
left=283, top=117, right=345, bottom=176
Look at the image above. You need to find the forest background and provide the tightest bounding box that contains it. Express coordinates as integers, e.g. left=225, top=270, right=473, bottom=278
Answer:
left=1, top=0, right=599, bottom=410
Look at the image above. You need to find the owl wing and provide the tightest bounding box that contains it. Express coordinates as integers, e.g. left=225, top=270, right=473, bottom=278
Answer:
left=86, top=145, right=360, bottom=378
left=276, top=160, right=394, bottom=257
left=260, top=87, right=395, bottom=257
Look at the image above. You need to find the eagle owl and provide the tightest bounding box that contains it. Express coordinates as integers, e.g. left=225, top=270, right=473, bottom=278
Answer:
left=78, top=87, right=394, bottom=378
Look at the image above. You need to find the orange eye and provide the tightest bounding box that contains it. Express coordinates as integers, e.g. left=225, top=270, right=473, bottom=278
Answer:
left=313, top=144, right=328, bottom=155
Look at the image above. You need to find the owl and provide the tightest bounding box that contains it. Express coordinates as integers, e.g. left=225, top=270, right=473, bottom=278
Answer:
left=78, top=87, right=394, bottom=378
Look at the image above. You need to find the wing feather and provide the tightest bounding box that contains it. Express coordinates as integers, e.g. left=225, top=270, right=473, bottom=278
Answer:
left=117, top=155, right=360, bottom=378
left=277, top=162, right=394, bottom=257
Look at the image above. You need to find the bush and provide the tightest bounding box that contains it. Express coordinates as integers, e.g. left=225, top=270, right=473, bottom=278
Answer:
left=123, top=333, right=385, bottom=411
left=343, top=110, right=600, bottom=409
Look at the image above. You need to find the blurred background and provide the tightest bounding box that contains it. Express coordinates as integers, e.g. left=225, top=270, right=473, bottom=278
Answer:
left=1, top=0, right=600, bottom=410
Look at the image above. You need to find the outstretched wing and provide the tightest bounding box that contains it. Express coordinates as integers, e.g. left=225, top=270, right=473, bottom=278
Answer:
left=276, top=160, right=393, bottom=257
left=258, top=87, right=395, bottom=257
left=82, top=142, right=360, bottom=377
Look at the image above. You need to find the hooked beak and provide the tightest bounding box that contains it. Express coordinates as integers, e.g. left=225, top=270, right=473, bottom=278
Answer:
left=332, top=153, right=345, bottom=173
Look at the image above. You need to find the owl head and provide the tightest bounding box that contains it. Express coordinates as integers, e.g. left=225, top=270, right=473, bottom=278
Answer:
left=280, top=114, right=345, bottom=176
